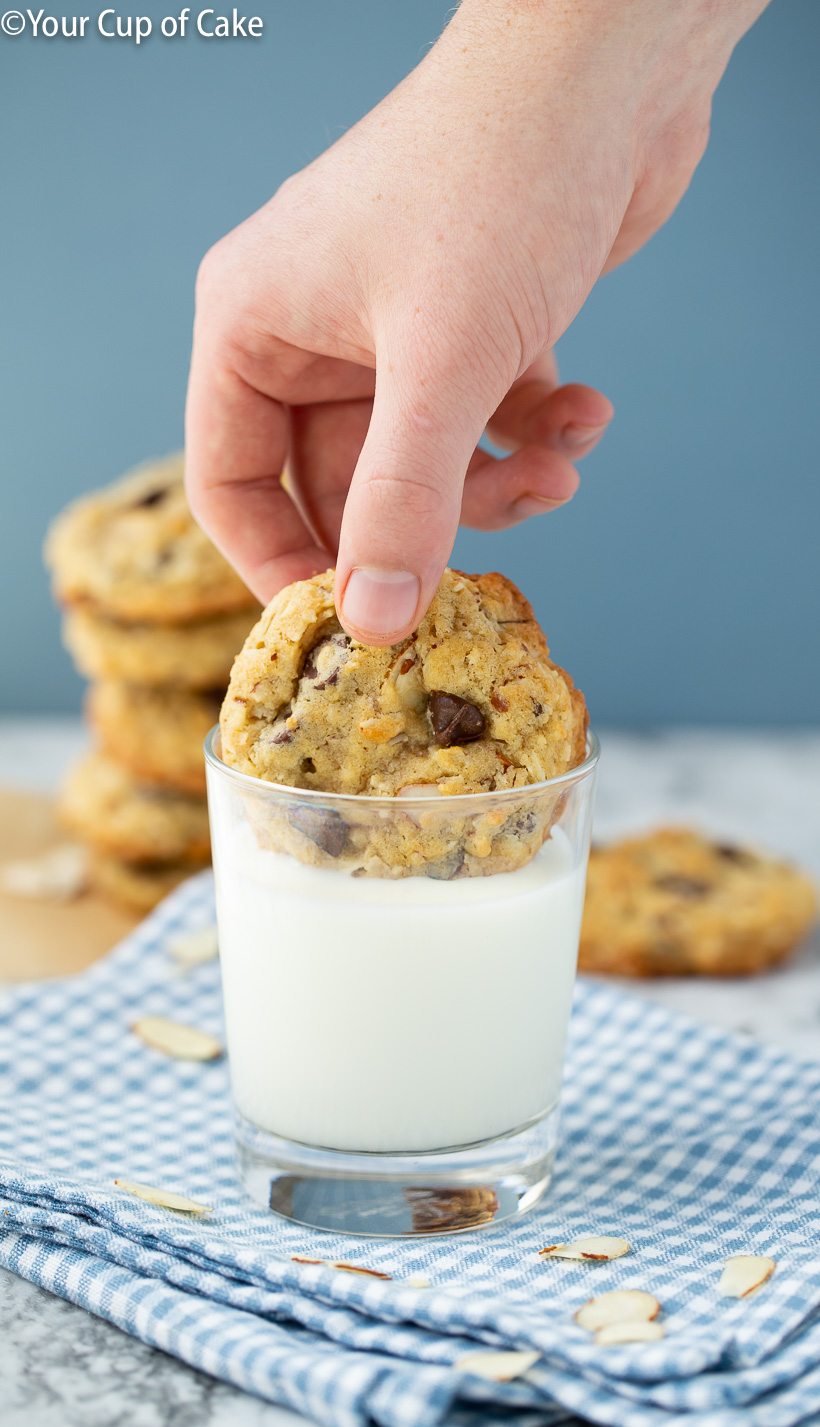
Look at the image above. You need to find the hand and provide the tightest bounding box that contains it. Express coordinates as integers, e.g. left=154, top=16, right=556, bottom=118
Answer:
left=186, top=0, right=767, bottom=644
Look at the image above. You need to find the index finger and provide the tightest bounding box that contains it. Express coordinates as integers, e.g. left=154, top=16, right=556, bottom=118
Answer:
left=185, top=323, right=375, bottom=601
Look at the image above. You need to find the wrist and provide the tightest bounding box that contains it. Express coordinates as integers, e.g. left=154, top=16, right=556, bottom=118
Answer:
left=434, top=0, right=769, bottom=164
left=447, top=0, right=769, bottom=93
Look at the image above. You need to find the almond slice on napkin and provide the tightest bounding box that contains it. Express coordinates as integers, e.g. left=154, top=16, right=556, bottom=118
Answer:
left=454, top=1350, right=540, bottom=1381
left=575, top=1290, right=661, bottom=1332
left=169, top=925, right=219, bottom=967
left=291, top=1256, right=392, bottom=1280
left=132, top=1015, right=222, bottom=1061
left=540, top=1235, right=630, bottom=1261
left=719, top=1255, right=776, bottom=1298
left=114, top=1179, right=212, bottom=1214
left=595, top=1320, right=665, bottom=1346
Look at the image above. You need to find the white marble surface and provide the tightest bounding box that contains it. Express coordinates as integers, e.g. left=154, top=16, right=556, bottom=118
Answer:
left=0, top=717, right=818, bottom=1427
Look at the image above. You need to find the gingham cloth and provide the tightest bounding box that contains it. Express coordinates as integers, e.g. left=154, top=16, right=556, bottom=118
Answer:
left=1, top=874, right=820, bottom=1427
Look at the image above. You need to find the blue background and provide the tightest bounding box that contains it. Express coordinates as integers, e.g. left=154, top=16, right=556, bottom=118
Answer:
left=1, top=0, right=817, bottom=720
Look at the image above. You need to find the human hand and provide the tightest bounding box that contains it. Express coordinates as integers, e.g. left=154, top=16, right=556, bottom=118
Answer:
left=186, top=0, right=767, bottom=644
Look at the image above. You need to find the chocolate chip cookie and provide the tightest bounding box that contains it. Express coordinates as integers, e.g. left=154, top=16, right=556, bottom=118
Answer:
left=90, top=851, right=209, bottom=912
left=579, top=828, right=818, bottom=977
left=59, top=753, right=211, bottom=864
left=88, top=682, right=221, bottom=794
left=222, top=568, right=586, bottom=794
left=220, top=568, right=588, bottom=877
left=45, top=453, right=257, bottom=624
left=63, top=606, right=259, bottom=690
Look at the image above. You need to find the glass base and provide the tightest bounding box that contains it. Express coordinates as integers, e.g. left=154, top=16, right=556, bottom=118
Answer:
left=235, top=1105, right=560, bottom=1236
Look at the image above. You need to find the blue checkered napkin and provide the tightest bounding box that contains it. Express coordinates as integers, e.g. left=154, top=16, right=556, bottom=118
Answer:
left=2, top=875, right=820, bottom=1427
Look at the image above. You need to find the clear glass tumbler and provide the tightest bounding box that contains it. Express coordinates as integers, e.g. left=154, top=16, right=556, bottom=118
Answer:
left=205, top=728, right=599, bottom=1236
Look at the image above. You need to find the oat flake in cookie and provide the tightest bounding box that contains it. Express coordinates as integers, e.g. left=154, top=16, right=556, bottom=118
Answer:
left=219, top=569, right=587, bottom=877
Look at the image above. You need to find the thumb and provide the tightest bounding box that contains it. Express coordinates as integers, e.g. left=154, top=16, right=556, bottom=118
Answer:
left=336, top=330, right=508, bottom=644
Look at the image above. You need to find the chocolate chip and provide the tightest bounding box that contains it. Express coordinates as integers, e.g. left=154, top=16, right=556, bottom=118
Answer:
left=428, top=692, right=486, bottom=746
left=425, top=848, right=466, bottom=881
left=301, top=634, right=352, bottom=691
left=506, top=810, right=537, bottom=838
left=715, top=843, right=751, bottom=864
left=646, top=938, right=686, bottom=972
left=267, top=706, right=293, bottom=746
left=288, top=805, right=349, bottom=858
left=654, top=875, right=710, bottom=898
left=134, top=487, right=168, bottom=508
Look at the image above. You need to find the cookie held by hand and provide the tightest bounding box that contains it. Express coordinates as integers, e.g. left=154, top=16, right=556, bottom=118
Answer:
left=221, top=568, right=587, bottom=796
left=218, top=569, right=588, bottom=878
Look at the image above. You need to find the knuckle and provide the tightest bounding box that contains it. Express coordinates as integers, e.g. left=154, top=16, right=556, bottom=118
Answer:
left=364, top=469, right=449, bottom=523
left=194, top=237, right=232, bottom=308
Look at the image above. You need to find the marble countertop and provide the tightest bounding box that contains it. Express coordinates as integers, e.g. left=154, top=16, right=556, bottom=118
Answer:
left=1, top=717, right=818, bottom=1427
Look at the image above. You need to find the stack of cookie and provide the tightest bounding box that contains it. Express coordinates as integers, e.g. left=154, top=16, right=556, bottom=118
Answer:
left=45, top=453, right=260, bottom=910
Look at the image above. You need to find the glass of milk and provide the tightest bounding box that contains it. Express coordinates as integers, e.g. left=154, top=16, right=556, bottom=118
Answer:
left=205, top=728, right=599, bottom=1236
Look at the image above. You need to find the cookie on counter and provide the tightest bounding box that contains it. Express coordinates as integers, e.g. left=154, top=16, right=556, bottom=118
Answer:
left=220, top=568, right=588, bottom=878
left=45, top=452, right=257, bottom=624
left=88, top=681, right=221, bottom=794
left=579, top=828, right=818, bottom=977
left=59, top=753, right=211, bottom=864
left=89, top=851, right=209, bottom=912
left=63, top=605, right=259, bottom=689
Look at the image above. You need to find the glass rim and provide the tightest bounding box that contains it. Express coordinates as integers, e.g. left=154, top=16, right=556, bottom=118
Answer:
left=204, top=725, right=600, bottom=809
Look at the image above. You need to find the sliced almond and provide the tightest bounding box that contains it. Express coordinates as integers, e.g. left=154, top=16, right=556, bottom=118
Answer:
left=454, top=1350, right=540, bottom=1382
left=541, top=1235, right=630, bottom=1262
left=574, top=1290, right=661, bottom=1332
left=1, top=844, right=87, bottom=902
left=719, top=1255, right=776, bottom=1298
left=132, top=1015, right=222, bottom=1061
left=114, top=1179, right=212, bottom=1214
left=389, top=652, right=427, bottom=712
left=169, top=925, right=219, bottom=966
left=291, top=1256, right=392, bottom=1280
left=406, top=1275, right=431, bottom=1288
left=595, top=1321, right=665, bottom=1346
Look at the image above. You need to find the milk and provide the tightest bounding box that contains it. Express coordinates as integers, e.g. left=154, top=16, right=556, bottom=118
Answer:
left=214, top=820, right=586, bottom=1154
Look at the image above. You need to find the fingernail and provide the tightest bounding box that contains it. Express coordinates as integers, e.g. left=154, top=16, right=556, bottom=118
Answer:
left=341, top=568, right=421, bottom=643
left=513, top=494, right=564, bottom=519
left=561, top=421, right=609, bottom=450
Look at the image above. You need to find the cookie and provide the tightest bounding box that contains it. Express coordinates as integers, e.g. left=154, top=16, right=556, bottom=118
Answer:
left=45, top=452, right=257, bottom=624
left=59, top=753, right=211, bottom=864
left=63, top=606, right=259, bottom=690
left=219, top=568, right=588, bottom=877
left=88, top=682, right=221, bottom=794
left=222, top=568, right=587, bottom=795
left=579, top=828, right=818, bottom=977
left=90, top=852, right=209, bottom=912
